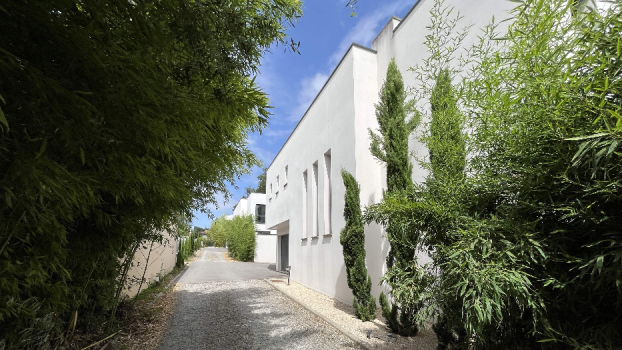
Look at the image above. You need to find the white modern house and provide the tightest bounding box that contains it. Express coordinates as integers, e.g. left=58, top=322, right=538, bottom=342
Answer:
left=229, top=193, right=277, bottom=264
left=265, top=0, right=515, bottom=305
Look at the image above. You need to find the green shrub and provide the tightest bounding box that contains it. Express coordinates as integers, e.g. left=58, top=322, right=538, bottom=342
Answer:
left=339, top=170, right=376, bottom=321
left=209, top=217, right=228, bottom=247
left=224, top=214, right=256, bottom=262
left=367, top=0, right=622, bottom=348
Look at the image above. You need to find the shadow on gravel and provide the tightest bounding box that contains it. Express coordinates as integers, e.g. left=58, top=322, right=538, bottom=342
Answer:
left=158, top=283, right=345, bottom=350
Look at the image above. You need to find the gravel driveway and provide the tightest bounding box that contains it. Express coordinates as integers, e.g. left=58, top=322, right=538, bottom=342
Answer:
left=158, top=248, right=361, bottom=350
left=176, top=247, right=283, bottom=283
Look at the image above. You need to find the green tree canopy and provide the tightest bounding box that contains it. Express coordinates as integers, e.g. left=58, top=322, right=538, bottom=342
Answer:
left=0, top=0, right=301, bottom=347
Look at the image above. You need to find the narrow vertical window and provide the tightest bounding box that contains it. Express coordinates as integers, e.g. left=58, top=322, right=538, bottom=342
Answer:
left=284, top=166, right=288, bottom=188
left=255, top=204, right=266, bottom=224
left=312, top=161, right=319, bottom=237
left=324, top=150, right=332, bottom=235
left=302, top=170, right=308, bottom=239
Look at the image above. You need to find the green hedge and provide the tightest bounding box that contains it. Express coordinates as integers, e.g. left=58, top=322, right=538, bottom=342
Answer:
left=209, top=215, right=256, bottom=262
left=208, top=217, right=228, bottom=247
left=225, top=215, right=256, bottom=262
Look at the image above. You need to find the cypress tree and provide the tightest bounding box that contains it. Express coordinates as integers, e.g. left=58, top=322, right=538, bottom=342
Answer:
left=428, top=69, right=467, bottom=348
left=340, top=170, right=376, bottom=321
left=429, top=69, right=465, bottom=185
left=369, top=58, right=420, bottom=336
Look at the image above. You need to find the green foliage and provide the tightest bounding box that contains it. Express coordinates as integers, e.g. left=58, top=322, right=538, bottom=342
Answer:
left=428, top=69, right=465, bottom=184
left=225, top=215, right=257, bottom=262
left=209, top=214, right=256, bottom=261
left=0, top=0, right=301, bottom=347
left=209, top=217, right=229, bottom=248
left=339, top=170, right=376, bottom=321
left=367, top=0, right=622, bottom=348
left=369, top=58, right=420, bottom=335
left=426, top=68, right=468, bottom=347
left=370, top=58, right=419, bottom=195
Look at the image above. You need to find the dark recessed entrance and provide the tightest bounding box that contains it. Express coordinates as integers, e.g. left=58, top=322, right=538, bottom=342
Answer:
left=280, top=234, right=289, bottom=271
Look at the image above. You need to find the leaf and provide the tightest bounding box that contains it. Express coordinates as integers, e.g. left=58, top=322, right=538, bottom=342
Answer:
left=565, top=133, right=608, bottom=141
left=36, top=139, right=48, bottom=158
left=0, top=93, right=7, bottom=130
left=538, top=339, right=558, bottom=343
left=0, top=107, right=7, bottom=131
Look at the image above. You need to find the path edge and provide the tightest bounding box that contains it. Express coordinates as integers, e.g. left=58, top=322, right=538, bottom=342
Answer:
left=264, top=279, right=374, bottom=350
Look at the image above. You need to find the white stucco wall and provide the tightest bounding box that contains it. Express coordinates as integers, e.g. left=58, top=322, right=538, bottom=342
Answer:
left=267, top=45, right=361, bottom=303
left=255, top=233, right=277, bottom=263
left=267, top=0, right=515, bottom=306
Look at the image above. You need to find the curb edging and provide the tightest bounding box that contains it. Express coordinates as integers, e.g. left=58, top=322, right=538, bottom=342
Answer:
left=264, top=279, right=375, bottom=350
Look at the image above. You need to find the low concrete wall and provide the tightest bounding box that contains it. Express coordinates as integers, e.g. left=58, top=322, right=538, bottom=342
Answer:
left=122, top=230, right=177, bottom=298
left=255, top=233, right=277, bottom=263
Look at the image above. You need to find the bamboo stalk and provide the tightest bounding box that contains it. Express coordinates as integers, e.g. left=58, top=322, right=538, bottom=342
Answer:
left=80, top=330, right=120, bottom=350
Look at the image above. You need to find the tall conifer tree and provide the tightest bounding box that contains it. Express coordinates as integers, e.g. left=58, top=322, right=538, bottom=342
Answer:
left=369, top=58, right=420, bottom=336
left=340, top=170, right=376, bottom=321
left=427, top=69, right=468, bottom=348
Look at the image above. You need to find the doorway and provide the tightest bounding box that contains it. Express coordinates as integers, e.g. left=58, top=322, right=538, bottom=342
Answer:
left=280, top=234, right=289, bottom=271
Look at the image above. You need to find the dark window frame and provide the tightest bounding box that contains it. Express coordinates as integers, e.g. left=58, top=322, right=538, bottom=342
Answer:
left=255, top=204, right=266, bottom=224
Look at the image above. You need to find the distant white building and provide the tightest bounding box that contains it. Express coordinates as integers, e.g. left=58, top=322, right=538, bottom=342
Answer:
left=266, top=0, right=514, bottom=305
left=229, top=193, right=277, bottom=264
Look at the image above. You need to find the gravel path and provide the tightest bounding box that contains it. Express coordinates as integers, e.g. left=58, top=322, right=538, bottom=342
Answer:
left=268, top=280, right=437, bottom=350
left=158, top=280, right=362, bottom=350
left=198, top=247, right=227, bottom=262
left=175, top=248, right=282, bottom=284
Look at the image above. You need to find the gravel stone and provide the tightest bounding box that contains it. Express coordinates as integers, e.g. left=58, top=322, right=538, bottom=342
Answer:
left=268, top=280, right=437, bottom=350
left=158, top=280, right=362, bottom=350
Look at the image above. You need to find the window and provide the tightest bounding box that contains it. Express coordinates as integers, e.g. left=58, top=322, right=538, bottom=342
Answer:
left=324, top=150, right=332, bottom=235
left=284, top=166, right=288, bottom=188
left=276, top=175, right=280, bottom=189
left=270, top=183, right=272, bottom=197
left=255, top=204, right=266, bottom=224
left=312, top=161, right=319, bottom=237
left=302, top=170, right=308, bottom=239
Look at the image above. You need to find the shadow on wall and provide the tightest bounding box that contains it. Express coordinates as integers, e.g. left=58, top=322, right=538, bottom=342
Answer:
left=334, top=260, right=354, bottom=307
left=157, top=284, right=354, bottom=350
left=366, top=221, right=390, bottom=302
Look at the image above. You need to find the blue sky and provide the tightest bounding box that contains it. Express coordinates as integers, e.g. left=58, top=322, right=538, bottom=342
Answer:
left=192, top=0, right=417, bottom=229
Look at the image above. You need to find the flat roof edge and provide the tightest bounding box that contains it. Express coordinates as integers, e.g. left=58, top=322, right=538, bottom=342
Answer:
left=266, top=43, right=376, bottom=170
left=393, top=0, right=423, bottom=33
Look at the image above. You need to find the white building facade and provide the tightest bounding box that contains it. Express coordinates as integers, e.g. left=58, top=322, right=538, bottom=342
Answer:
left=229, top=193, right=277, bottom=264
left=266, top=0, right=515, bottom=305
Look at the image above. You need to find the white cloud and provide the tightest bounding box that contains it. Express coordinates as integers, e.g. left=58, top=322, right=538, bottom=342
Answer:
left=287, top=1, right=411, bottom=124
left=263, top=128, right=294, bottom=138
left=247, top=135, right=276, bottom=166
left=288, top=72, right=329, bottom=122
left=329, top=0, right=412, bottom=67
